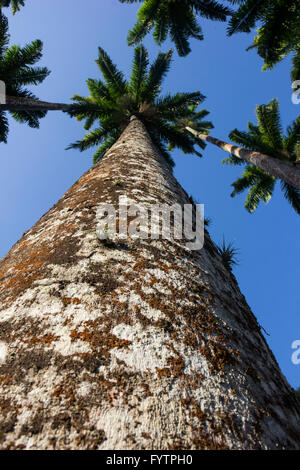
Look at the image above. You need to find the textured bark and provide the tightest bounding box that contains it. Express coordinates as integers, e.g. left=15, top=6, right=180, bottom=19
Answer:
left=186, top=128, right=300, bottom=190
left=0, top=118, right=299, bottom=450
left=0, top=96, right=69, bottom=112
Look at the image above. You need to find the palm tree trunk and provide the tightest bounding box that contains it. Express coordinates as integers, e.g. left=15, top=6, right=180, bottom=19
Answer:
left=0, top=117, right=299, bottom=450
left=186, top=127, right=300, bottom=190
left=0, top=95, right=69, bottom=112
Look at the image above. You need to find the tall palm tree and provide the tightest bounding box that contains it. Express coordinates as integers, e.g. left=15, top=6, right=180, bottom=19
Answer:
left=187, top=99, right=300, bottom=213
left=227, top=0, right=300, bottom=81
left=119, top=0, right=232, bottom=56
left=0, top=0, right=24, bottom=14
left=0, top=45, right=299, bottom=450
left=0, top=13, right=68, bottom=142
left=67, top=45, right=213, bottom=164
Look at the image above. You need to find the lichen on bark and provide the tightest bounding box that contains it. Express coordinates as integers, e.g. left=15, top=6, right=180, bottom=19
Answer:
left=0, top=118, right=299, bottom=450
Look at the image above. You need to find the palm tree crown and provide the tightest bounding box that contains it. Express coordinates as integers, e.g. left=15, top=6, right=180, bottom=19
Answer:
left=0, top=13, right=50, bottom=142
left=67, top=45, right=213, bottom=166
left=227, top=0, right=300, bottom=81
left=0, top=0, right=24, bottom=14
left=119, top=0, right=232, bottom=56
left=224, top=99, right=300, bottom=214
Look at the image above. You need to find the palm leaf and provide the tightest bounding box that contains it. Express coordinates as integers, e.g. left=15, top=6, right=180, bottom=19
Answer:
left=0, top=110, right=9, bottom=142
left=96, top=47, right=127, bottom=99
left=129, top=45, right=149, bottom=102
left=141, top=49, right=173, bottom=102
left=280, top=180, right=300, bottom=215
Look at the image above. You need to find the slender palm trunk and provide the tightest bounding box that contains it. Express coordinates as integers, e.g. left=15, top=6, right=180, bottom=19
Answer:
left=0, top=117, right=299, bottom=450
left=186, top=128, right=300, bottom=189
left=0, top=95, right=69, bottom=112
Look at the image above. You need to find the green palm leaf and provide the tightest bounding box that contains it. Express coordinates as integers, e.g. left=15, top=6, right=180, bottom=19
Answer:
left=96, top=47, right=127, bottom=100
left=141, top=49, right=173, bottom=102
left=280, top=181, right=300, bottom=215
left=227, top=1, right=300, bottom=81
left=121, top=0, right=231, bottom=56
left=255, top=99, right=283, bottom=150
left=129, top=45, right=149, bottom=102
left=0, top=0, right=25, bottom=14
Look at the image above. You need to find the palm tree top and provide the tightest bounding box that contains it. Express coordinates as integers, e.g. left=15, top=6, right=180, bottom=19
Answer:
left=224, top=99, right=300, bottom=214
left=227, top=0, right=300, bottom=81
left=119, top=0, right=233, bottom=56
left=0, top=12, right=50, bottom=142
left=67, top=45, right=213, bottom=167
left=0, top=0, right=24, bottom=14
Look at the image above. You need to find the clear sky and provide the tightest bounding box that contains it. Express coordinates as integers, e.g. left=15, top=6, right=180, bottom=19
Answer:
left=0, top=0, right=299, bottom=388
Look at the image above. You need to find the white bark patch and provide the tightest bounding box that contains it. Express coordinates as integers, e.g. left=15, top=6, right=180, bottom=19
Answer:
left=0, top=342, right=7, bottom=363
left=77, top=381, right=93, bottom=397
left=111, top=323, right=171, bottom=372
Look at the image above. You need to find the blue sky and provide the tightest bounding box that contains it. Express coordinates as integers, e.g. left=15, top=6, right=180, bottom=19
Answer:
left=0, top=0, right=299, bottom=388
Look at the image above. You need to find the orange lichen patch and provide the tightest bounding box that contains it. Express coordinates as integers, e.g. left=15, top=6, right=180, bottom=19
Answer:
left=155, top=353, right=185, bottom=379
left=62, top=297, right=72, bottom=307
left=13, top=245, right=50, bottom=273
left=51, top=378, right=76, bottom=406
left=70, top=321, right=132, bottom=357
left=0, top=375, right=11, bottom=386
left=198, top=343, right=240, bottom=373
left=155, top=367, right=171, bottom=378
left=63, top=224, right=78, bottom=232
left=46, top=311, right=61, bottom=317
left=18, top=240, right=31, bottom=249
left=0, top=245, right=51, bottom=304
left=22, top=333, right=58, bottom=347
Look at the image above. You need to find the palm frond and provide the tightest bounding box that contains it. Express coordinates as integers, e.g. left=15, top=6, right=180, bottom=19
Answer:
left=227, top=0, right=265, bottom=35
left=231, top=165, right=276, bottom=213
left=96, top=47, right=127, bottom=99
left=122, top=0, right=230, bottom=56
left=67, top=128, right=110, bottom=152
left=86, top=78, right=110, bottom=101
left=127, top=0, right=161, bottom=46
left=291, top=49, right=300, bottom=83
left=141, top=49, right=173, bottom=103
left=0, top=12, right=9, bottom=59
left=0, top=0, right=25, bottom=14
left=129, top=45, right=149, bottom=102
left=0, top=110, right=8, bottom=142
left=255, top=99, right=283, bottom=150
left=280, top=180, right=300, bottom=215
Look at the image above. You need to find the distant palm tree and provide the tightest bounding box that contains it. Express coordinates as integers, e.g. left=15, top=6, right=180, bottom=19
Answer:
left=227, top=0, right=300, bottom=81
left=0, top=0, right=24, bottom=14
left=188, top=99, right=300, bottom=214
left=67, top=45, right=213, bottom=164
left=119, top=0, right=232, bottom=56
left=0, top=13, right=68, bottom=142
left=227, top=100, right=300, bottom=214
